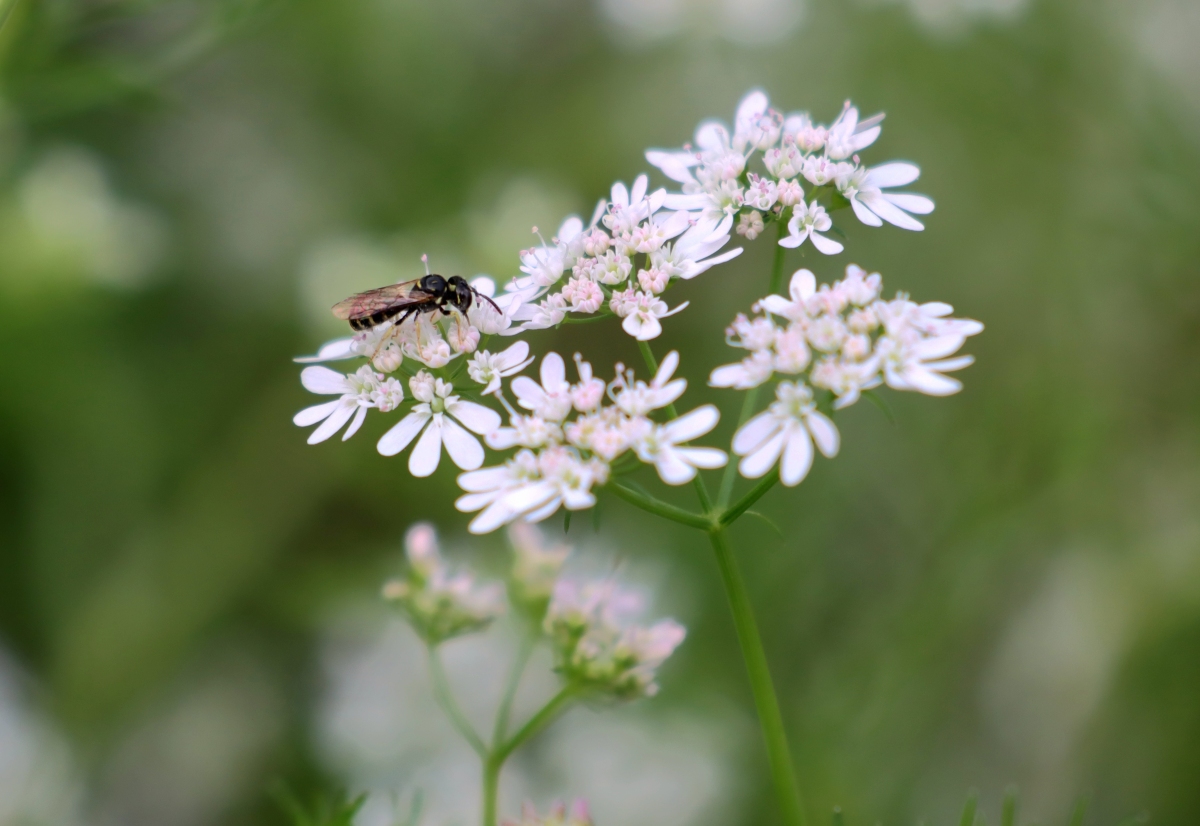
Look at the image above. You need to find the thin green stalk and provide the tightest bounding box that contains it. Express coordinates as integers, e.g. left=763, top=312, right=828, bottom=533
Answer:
left=0, top=0, right=19, bottom=33
left=717, top=387, right=760, bottom=508
left=606, top=479, right=713, bottom=531
left=492, top=632, right=537, bottom=746
left=482, top=757, right=501, bottom=826
left=768, top=220, right=789, bottom=296
left=709, top=528, right=806, bottom=826
left=721, top=469, right=780, bottom=526
left=427, top=646, right=488, bottom=759
left=494, top=685, right=577, bottom=763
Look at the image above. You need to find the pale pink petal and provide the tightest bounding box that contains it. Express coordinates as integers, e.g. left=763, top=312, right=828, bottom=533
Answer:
left=789, top=269, right=816, bottom=300
left=540, top=352, right=566, bottom=390
left=655, top=450, right=697, bottom=485
left=611, top=181, right=630, bottom=208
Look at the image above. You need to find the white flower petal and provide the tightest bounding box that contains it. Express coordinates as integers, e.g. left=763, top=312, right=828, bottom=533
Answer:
left=294, top=399, right=342, bottom=427
left=377, top=410, right=431, bottom=456
left=867, top=162, right=921, bottom=188
left=859, top=191, right=924, bottom=231
left=790, top=269, right=816, bottom=300
left=850, top=195, right=884, bottom=227
left=665, top=405, right=720, bottom=443
left=458, top=465, right=516, bottom=492
left=341, top=405, right=368, bottom=441
left=540, top=352, right=566, bottom=390
left=805, top=411, right=840, bottom=457
left=301, top=366, right=350, bottom=395
left=738, top=430, right=786, bottom=479
left=611, top=181, right=629, bottom=208
left=409, top=415, right=444, bottom=477
left=675, top=446, right=728, bottom=469
left=810, top=232, right=844, bottom=255
left=442, top=417, right=484, bottom=470
left=469, top=501, right=518, bottom=534
left=630, top=174, right=648, bottom=205
left=655, top=450, right=697, bottom=485
left=295, top=338, right=357, bottom=363
left=777, top=229, right=807, bottom=249
left=732, top=411, right=780, bottom=455
left=884, top=193, right=934, bottom=214
left=779, top=425, right=814, bottom=486
left=308, top=401, right=356, bottom=445
left=447, top=399, right=502, bottom=435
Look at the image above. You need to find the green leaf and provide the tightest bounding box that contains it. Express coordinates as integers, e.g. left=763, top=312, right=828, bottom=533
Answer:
left=959, top=792, right=979, bottom=826
left=1066, top=797, right=1088, bottom=826
left=1002, top=787, right=1019, bottom=826
left=563, top=511, right=572, bottom=533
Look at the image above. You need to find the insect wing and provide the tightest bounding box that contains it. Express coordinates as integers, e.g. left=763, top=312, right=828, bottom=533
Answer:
left=331, top=280, right=426, bottom=321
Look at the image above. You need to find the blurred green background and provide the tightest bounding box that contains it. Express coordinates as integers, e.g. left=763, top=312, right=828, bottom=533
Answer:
left=1, top=0, right=1199, bottom=824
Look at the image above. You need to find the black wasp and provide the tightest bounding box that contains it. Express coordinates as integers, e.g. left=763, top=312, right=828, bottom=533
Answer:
left=332, top=274, right=501, bottom=332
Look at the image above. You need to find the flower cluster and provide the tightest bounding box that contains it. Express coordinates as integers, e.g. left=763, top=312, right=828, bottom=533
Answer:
left=544, top=578, right=686, bottom=700
left=712, top=265, right=983, bottom=486
left=507, top=522, right=571, bottom=622
left=382, top=523, right=505, bottom=645
left=455, top=351, right=726, bottom=534
left=501, top=176, right=743, bottom=341
left=502, top=800, right=593, bottom=826
left=646, top=90, right=934, bottom=254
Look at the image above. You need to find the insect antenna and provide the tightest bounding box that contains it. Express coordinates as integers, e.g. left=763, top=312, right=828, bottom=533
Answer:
left=472, top=287, right=503, bottom=317
left=421, top=253, right=431, bottom=276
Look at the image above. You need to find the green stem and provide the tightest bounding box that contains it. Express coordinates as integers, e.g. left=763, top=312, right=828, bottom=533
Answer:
left=0, top=0, right=19, bottom=33
left=427, top=646, right=488, bottom=759
left=483, top=758, right=501, bottom=826
left=606, top=479, right=713, bottom=531
left=721, top=469, right=780, bottom=526
left=495, top=685, right=577, bottom=763
left=768, top=220, right=789, bottom=296
left=492, top=632, right=537, bottom=746
left=709, top=528, right=806, bottom=826
left=717, top=387, right=760, bottom=508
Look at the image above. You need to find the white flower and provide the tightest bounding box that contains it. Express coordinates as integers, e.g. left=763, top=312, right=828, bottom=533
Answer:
left=709, top=348, right=776, bottom=390
left=293, top=365, right=404, bottom=444
left=633, top=405, right=727, bottom=485
left=612, top=351, right=687, bottom=416
left=778, top=200, right=844, bottom=255
left=837, top=162, right=934, bottom=231
left=456, top=449, right=543, bottom=534
left=610, top=288, right=688, bottom=341
left=458, top=446, right=607, bottom=534
left=732, top=89, right=782, bottom=153
left=782, top=111, right=827, bottom=153
left=512, top=352, right=575, bottom=422
left=468, top=276, right=522, bottom=335
left=504, top=800, right=593, bottom=826
left=732, top=382, right=840, bottom=486
left=876, top=331, right=976, bottom=396
left=467, top=341, right=534, bottom=395
left=382, top=522, right=505, bottom=644
left=743, top=174, right=778, bottom=210
left=376, top=372, right=501, bottom=476
left=823, top=101, right=884, bottom=160
left=561, top=275, right=605, bottom=312
left=570, top=354, right=607, bottom=412
left=650, top=213, right=743, bottom=281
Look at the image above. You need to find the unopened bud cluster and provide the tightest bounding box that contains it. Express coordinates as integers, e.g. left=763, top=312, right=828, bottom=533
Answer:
left=544, top=579, right=686, bottom=700
left=502, top=800, right=593, bottom=826
left=382, top=523, right=505, bottom=644
left=506, top=522, right=570, bottom=622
